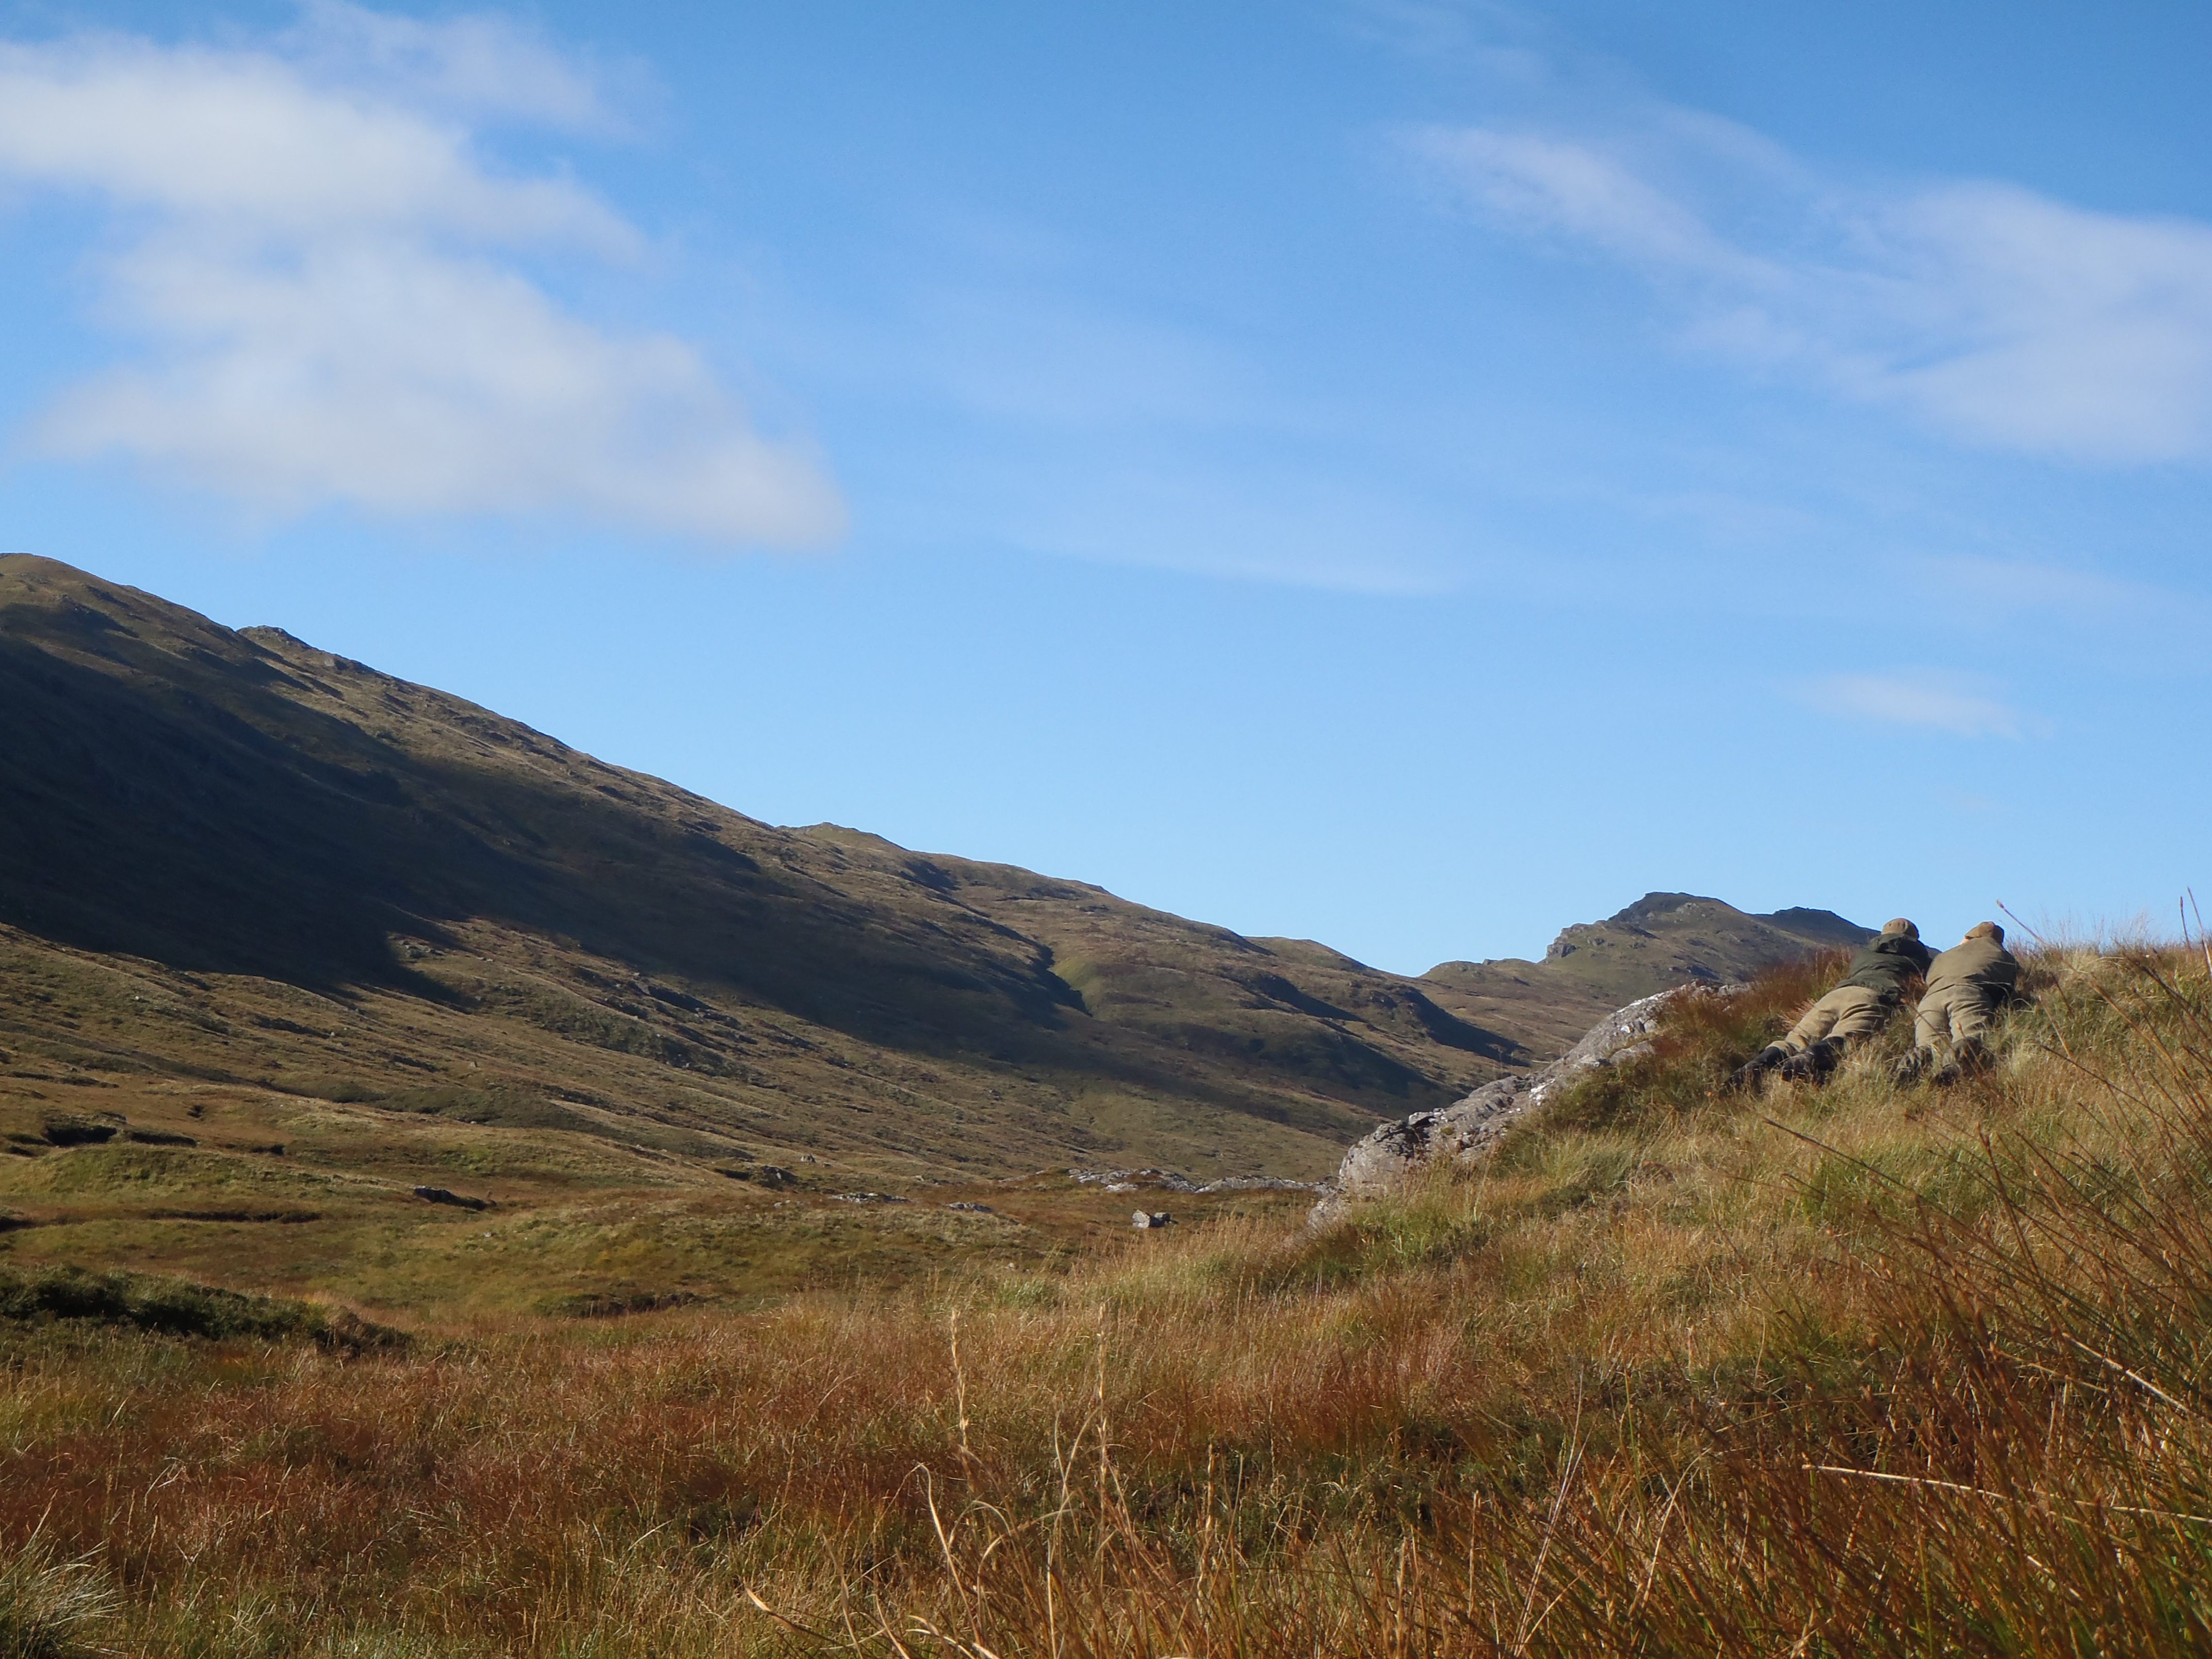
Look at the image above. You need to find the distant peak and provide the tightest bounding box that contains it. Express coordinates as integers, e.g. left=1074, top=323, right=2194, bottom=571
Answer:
left=0, top=551, right=92, bottom=581
left=1606, top=892, right=1730, bottom=927
left=795, top=823, right=910, bottom=853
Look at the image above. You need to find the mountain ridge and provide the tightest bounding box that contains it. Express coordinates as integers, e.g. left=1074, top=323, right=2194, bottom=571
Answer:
left=0, top=554, right=1873, bottom=1188
left=0, top=554, right=1529, bottom=1184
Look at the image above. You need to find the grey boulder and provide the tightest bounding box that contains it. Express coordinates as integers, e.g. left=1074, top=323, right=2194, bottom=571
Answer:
left=1308, top=984, right=1732, bottom=1225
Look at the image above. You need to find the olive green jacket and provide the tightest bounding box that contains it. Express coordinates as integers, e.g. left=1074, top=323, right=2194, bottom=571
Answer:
left=1837, top=933, right=1934, bottom=1002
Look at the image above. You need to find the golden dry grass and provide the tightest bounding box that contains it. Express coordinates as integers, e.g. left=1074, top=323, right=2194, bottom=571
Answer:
left=6, top=939, right=2212, bottom=1655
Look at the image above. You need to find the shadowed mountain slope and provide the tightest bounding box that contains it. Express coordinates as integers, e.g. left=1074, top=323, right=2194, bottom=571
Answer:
left=0, top=555, right=1529, bottom=1185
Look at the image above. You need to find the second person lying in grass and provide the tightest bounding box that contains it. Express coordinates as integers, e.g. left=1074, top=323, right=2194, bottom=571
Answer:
left=1893, top=920, right=2022, bottom=1085
left=1735, top=918, right=1932, bottom=1086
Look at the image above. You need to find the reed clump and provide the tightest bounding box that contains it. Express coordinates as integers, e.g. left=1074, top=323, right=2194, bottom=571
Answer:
left=0, top=1536, right=113, bottom=1659
left=5, top=939, right=2212, bottom=1655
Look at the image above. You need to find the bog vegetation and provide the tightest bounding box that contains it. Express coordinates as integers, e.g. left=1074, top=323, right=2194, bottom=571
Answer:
left=6, top=935, right=2212, bottom=1655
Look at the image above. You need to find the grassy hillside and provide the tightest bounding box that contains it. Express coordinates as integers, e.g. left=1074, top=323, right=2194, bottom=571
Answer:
left=3, top=932, right=2206, bottom=1655
left=0, top=554, right=1534, bottom=1202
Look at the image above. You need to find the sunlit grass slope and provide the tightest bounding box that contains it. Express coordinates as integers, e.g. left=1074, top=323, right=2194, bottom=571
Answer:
left=6, top=935, right=2211, bottom=1655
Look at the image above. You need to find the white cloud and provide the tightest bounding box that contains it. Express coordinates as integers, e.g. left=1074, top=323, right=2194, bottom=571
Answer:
left=0, top=37, right=627, bottom=245
left=1870, top=184, right=2212, bottom=461
left=1409, top=127, right=1765, bottom=279
left=282, top=0, right=616, bottom=129
left=1804, top=672, right=2025, bottom=739
left=0, top=12, right=842, bottom=546
left=1411, top=115, right=2212, bottom=464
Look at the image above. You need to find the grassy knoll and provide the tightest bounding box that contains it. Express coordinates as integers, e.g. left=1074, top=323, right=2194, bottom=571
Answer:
left=6, top=938, right=2209, bottom=1654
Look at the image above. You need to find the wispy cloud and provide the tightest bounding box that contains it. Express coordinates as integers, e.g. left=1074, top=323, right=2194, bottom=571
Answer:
left=280, top=0, right=619, bottom=128
left=1898, top=552, right=2167, bottom=617
left=0, top=4, right=843, bottom=545
left=1410, top=126, right=1772, bottom=280
left=1804, top=671, right=2027, bottom=739
left=1408, top=109, right=2212, bottom=465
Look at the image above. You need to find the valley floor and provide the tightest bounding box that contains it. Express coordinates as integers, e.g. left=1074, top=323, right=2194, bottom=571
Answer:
left=6, top=940, right=2212, bottom=1656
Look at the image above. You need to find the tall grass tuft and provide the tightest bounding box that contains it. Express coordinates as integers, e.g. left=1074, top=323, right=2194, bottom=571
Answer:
left=0, top=1539, right=115, bottom=1659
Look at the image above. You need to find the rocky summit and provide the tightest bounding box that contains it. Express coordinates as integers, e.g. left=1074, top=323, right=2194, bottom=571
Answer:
left=1418, top=893, right=1868, bottom=1058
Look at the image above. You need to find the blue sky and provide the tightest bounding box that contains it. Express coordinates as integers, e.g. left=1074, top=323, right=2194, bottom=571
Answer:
left=2, top=0, right=2206, bottom=974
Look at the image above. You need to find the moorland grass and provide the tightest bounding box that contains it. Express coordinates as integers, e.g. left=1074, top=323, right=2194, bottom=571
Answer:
left=0, top=1535, right=113, bottom=1659
left=4, top=940, right=2211, bottom=1654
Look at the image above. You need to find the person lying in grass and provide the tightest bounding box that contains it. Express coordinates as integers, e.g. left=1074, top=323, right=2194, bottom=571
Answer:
left=1734, top=917, right=1931, bottom=1086
left=1894, top=920, right=2022, bottom=1085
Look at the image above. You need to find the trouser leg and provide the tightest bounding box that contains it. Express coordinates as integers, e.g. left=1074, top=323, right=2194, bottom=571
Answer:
left=1782, top=986, right=1895, bottom=1081
left=1780, top=993, right=1847, bottom=1056
left=1820, top=985, right=1892, bottom=1048
left=1948, top=991, right=1996, bottom=1045
left=1899, top=988, right=1956, bottom=1083
left=1913, top=987, right=1958, bottom=1058
left=1944, top=990, right=1999, bottom=1074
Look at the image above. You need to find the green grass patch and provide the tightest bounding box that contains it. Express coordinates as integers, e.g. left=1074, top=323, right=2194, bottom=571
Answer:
left=0, top=1263, right=402, bottom=1351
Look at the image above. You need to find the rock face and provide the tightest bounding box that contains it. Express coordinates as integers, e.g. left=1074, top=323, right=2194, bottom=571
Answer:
left=1308, top=985, right=1732, bottom=1225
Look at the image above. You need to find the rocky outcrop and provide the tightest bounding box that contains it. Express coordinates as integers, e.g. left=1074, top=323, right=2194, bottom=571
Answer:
left=1308, top=984, right=1733, bottom=1225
